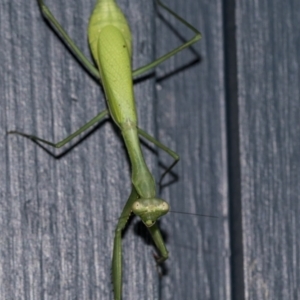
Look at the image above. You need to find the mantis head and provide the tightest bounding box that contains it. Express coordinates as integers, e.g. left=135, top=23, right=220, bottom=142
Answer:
left=132, top=198, right=169, bottom=227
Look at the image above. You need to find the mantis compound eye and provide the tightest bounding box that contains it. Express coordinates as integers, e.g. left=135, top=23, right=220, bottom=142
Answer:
left=132, top=198, right=169, bottom=227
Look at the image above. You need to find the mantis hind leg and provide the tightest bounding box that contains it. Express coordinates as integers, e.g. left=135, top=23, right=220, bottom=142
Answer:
left=37, top=0, right=200, bottom=80
left=36, top=0, right=100, bottom=79
left=8, top=110, right=109, bottom=148
left=132, top=0, right=201, bottom=78
left=137, top=127, right=179, bottom=186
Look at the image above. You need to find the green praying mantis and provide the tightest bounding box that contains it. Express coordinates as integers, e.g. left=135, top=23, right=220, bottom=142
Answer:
left=8, top=0, right=201, bottom=299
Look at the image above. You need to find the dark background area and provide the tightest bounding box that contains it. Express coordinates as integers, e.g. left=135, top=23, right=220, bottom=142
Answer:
left=0, top=0, right=299, bottom=299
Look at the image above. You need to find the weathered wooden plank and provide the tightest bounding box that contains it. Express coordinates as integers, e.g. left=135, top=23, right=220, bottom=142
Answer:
left=0, top=0, right=230, bottom=299
left=1, top=0, right=157, bottom=299
left=236, top=1, right=300, bottom=299
left=156, top=0, right=230, bottom=299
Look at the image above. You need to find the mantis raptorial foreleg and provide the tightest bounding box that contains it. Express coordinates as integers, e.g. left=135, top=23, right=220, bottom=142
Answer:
left=8, top=0, right=201, bottom=299
left=113, top=185, right=169, bottom=300
left=111, top=127, right=179, bottom=299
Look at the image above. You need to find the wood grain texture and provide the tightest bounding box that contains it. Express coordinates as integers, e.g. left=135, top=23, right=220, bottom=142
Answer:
left=236, top=1, right=300, bottom=299
left=156, top=0, right=230, bottom=299
left=0, top=0, right=230, bottom=299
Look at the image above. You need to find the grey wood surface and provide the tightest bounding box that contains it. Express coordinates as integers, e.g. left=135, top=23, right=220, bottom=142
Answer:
left=155, top=1, right=229, bottom=299
left=8, top=0, right=300, bottom=299
left=1, top=0, right=229, bottom=299
left=236, top=1, right=300, bottom=300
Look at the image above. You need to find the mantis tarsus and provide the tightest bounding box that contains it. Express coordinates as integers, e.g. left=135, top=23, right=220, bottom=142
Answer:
left=8, top=0, right=201, bottom=299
